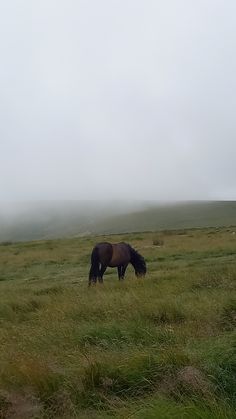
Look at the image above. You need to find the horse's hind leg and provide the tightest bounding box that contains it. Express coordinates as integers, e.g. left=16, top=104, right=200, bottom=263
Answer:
left=89, top=246, right=100, bottom=286
left=88, top=264, right=99, bottom=286
left=88, top=267, right=94, bottom=286
left=98, top=264, right=107, bottom=283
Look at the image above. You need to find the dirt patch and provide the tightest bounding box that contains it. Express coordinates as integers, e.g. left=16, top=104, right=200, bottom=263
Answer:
left=0, top=392, right=42, bottom=419
left=0, top=392, right=11, bottom=419
left=177, top=366, right=211, bottom=395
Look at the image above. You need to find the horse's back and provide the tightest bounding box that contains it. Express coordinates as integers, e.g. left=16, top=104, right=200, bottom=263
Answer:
left=94, top=242, right=113, bottom=265
left=91, top=242, right=131, bottom=267
left=108, top=242, right=130, bottom=267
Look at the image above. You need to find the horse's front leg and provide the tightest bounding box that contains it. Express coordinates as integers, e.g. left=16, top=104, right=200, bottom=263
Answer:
left=117, top=266, right=122, bottom=280
left=121, top=264, right=128, bottom=280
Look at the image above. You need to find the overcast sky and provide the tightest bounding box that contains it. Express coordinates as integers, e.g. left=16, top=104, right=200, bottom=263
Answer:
left=0, top=0, right=236, bottom=202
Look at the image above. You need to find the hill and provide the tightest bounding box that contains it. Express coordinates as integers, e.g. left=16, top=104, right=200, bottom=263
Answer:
left=0, top=201, right=236, bottom=242
left=95, top=201, right=236, bottom=234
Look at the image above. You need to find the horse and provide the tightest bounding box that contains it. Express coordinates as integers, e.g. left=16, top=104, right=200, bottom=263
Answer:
left=88, top=242, right=146, bottom=286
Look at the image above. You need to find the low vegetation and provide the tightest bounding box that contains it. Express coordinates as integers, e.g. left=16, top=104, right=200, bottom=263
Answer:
left=0, top=227, right=235, bottom=418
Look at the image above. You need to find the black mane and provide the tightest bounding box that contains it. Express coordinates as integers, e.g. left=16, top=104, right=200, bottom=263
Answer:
left=127, top=244, right=147, bottom=276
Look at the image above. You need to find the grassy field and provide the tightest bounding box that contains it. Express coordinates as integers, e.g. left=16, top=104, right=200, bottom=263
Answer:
left=0, top=227, right=235, bottom=418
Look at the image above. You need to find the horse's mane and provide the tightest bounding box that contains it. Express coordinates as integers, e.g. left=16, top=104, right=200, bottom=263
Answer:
left=126, top=244, right=146, bottom=275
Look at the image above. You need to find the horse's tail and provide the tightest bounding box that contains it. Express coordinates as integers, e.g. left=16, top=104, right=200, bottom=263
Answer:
left=128, top=245, right=147, bottom=276
left=88, top=246, right=100, bottom=286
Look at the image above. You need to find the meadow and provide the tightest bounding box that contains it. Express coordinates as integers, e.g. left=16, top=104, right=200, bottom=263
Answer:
left=0, top=227, right=235, bottom=418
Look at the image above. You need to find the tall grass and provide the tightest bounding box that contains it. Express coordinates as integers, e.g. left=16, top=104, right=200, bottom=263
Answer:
left=0, top=227, right=235, bottom=417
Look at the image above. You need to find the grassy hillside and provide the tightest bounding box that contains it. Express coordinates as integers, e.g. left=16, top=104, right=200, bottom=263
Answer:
left=95, top=201, right=236, bottom=234
left=0, top=226, right=235, bottom=418
left=0, top=201, right=236, bottom=242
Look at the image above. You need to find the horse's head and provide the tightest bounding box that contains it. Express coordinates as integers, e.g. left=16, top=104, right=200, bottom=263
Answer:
left=126, top=244, right=147, bottom=278
left=134, top=256, right=147, bottom=277
left=135, top=267, right=146, bottom=277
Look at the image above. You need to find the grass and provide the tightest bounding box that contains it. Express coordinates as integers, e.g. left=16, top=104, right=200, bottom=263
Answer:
left=0, top=227, right=235, bottom=417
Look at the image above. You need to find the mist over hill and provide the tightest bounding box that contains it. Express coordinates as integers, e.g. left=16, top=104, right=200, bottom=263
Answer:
left=0, top=200, right=236, bottom=242
left=0, top=201, right=144, bottom=242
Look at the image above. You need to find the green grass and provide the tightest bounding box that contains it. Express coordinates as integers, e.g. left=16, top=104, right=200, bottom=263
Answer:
left=0, top=227, right=236, bottom=418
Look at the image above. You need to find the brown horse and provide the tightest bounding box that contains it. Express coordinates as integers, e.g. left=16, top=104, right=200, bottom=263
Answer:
left=88, top=242, right=146, bottom=286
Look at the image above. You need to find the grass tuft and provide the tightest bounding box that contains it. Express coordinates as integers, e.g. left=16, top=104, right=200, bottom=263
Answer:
left=220, top=299, right=236, bottom=331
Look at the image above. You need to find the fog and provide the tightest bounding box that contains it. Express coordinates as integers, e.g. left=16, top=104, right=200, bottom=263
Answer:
left=1, top=1, right=236, bottom=204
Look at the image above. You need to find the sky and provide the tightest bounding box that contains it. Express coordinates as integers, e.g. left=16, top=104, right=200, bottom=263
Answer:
left=0, top=0, right=236, bottom=202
